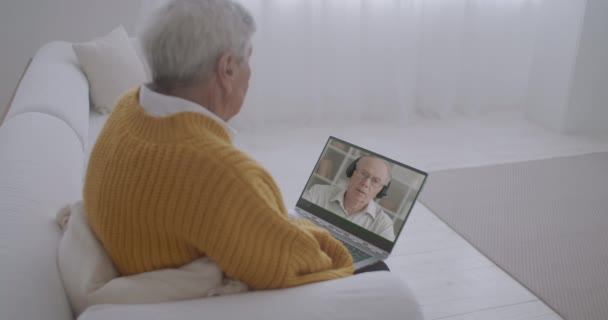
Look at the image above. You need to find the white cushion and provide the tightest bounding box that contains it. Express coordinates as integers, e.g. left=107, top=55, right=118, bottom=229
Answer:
left=58, top=201, right=247, bottom=316
left=73, top=26, right=147, bottom=114
left=79, top=271, right=423, bottom=320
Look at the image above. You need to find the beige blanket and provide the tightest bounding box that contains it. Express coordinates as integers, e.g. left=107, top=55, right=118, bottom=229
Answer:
left=56, top=201, right=248, bottom=316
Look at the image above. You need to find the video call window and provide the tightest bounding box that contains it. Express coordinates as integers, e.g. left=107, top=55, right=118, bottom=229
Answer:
left=303, top=138, right=426, bottom=239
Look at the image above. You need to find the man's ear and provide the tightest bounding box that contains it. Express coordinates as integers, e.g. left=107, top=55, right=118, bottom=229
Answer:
left=217, top=52, right=235, bottom=94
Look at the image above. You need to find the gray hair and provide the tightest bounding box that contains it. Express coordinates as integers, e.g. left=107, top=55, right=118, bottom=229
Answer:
left=140, top=0, right=256, bottom=91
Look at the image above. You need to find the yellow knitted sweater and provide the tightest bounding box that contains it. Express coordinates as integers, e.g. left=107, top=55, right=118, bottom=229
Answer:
left=83, top=89, right=353, bottom=289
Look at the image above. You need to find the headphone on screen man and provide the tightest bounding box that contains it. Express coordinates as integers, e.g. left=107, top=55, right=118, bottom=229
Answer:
left=345, top=156, right=391, bottom=199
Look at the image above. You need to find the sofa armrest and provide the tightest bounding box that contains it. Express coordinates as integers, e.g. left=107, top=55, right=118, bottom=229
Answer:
left=79, top=272, right=424, bottom=320
left=7, top=41, right=90, bottom=149
left=0, top=113, right=84, bottom=320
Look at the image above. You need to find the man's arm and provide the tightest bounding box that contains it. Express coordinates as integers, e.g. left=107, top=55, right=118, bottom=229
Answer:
left=183, top=172, right=353, bottom=289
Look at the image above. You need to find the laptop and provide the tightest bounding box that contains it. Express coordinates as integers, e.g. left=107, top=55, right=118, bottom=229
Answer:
left=294, top=136, right=428, bottom=271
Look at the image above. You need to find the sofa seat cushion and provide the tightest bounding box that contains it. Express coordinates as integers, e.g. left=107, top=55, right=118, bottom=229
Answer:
left=79, top=271, right=422, bottom=320
left=0, top=113, right=84, bottom=320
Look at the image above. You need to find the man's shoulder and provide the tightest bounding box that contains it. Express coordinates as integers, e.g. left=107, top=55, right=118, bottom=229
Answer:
left=309, top=184, right=334, bottom=192
left=305, top=184, right=343, bottom=204
left=195, top=143, right=262, bottom=172
left=308, top=184, right=342, bottom=197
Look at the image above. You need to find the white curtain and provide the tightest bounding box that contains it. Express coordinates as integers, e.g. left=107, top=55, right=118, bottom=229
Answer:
left=140, top=0, right=543, bottom=127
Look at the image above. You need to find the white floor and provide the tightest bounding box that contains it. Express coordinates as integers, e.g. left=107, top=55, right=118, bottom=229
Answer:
left=89, top=111, right=608, bottom=320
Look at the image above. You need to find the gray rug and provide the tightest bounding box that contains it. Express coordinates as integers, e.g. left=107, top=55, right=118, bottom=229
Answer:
left=419, top=152, right=608, bottom=320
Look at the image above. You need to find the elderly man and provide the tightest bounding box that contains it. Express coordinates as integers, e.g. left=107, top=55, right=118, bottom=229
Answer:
left=303, top=155, right=395, bottom=241
left=84, top=0, right=352, bottom=290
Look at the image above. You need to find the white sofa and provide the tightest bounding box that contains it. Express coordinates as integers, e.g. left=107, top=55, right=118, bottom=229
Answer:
left=0, top=41, right=424, bottom=320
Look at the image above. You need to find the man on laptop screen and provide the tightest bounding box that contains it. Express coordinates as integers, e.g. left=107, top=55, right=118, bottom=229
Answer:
left=303, top=155, right=395, bottom=240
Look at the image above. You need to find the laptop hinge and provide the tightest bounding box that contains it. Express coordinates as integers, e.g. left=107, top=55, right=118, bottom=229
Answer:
left=346, top=233, right=386, bottom=256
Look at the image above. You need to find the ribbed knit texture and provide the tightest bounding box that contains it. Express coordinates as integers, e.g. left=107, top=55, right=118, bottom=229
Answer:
left=83, top=89, right=353, bottom=289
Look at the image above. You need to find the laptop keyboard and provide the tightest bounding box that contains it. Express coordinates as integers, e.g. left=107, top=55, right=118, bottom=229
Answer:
left=341, top=240, right=372, bottom=262
left=296, top=208, right=373, bottom=263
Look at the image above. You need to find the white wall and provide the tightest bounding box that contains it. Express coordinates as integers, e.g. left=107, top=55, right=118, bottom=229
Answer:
left=525, top=0, right=587, bottom=131
left=0, top=0, right=145, bottom=116
left=526, top=0, right=608, bottom=134
left=566, top=0, right=608, bottom=134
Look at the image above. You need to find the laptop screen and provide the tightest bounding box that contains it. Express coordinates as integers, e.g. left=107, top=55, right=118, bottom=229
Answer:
left=296, top=136, right=428, bottom=253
